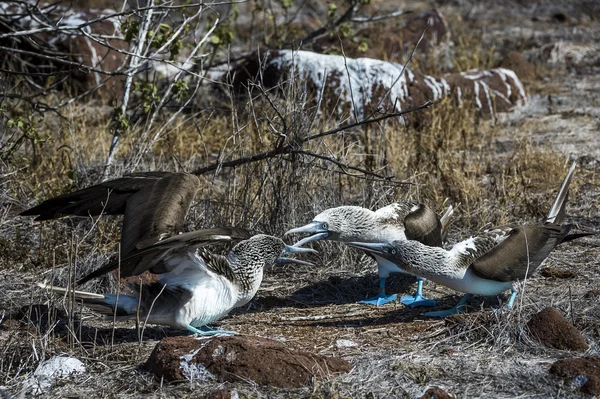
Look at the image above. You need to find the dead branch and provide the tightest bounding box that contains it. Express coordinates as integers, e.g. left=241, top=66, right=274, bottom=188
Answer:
left=191, top=100, right=432, bottom=177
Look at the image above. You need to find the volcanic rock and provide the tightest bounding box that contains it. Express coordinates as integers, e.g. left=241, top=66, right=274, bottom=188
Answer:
left=550, top=357, right=600, bottom=396
left=145, top=335, right=350, bottom=387
left=527, top=307, right=588, bottom=352
left=420, top=386, right=455, bottom=399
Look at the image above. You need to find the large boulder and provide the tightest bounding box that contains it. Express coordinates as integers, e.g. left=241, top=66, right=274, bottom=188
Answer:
left=145, top=335, right=351, bottom=388
left=229, top=49, right=527, bottom=121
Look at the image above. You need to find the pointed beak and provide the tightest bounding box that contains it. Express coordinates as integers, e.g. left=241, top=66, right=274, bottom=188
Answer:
left=275, top=244, right=318, bottom=266
left=284, top=221, right=330, bottom=247
left=346, top=242, right=390, bottom=256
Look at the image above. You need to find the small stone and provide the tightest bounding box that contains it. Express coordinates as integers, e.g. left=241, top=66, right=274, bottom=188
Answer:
left=550, top=357, right=600, bottom=396
left=27, top=356, right=86, bottom=395
left=540, top=267, right=576, bottom=279
left=584, top=289, right=600, bottom=299
left=527, top=307, right=588, bottom=352
left=420, top=386, right=455, bottom=399
left=205, top=389, right=239, bottom=399
left=145, top=335, right=350, bottom=388
left=336, top=339, right=357, bottom=348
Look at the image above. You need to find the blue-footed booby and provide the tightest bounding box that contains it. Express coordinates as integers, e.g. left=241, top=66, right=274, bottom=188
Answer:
left=22, top=172, right=315, bottom=334
left=348, top=161, right=596, bottom=317
left=38, top=232, right=313, bottom=335
left=285, top=202, right=454, bottom=307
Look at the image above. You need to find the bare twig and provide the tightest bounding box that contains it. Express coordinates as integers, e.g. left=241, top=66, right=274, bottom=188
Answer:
left=191, top=100, right=432, bottom=176
left=104, top=0, right=155, bottom=172
left=350, top=9, right=413, bottom=23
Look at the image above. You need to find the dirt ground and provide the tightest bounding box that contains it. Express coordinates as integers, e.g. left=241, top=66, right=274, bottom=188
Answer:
left=1, top=0, right=600, bottom=398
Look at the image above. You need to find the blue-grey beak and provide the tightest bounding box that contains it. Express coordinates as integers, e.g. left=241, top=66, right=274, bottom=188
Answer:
left=275, top=244, right=317, bottom=266
left=284, top=221, right=330, bottom=247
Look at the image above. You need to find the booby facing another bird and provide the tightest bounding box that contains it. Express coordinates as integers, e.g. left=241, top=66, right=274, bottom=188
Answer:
left=38, top=230, right=313, bottom=335
left=285, top=202, right=454, bottom=307
left=348, top=161, right=595, bottom=317
left=22, top=172, right=315, bottom=335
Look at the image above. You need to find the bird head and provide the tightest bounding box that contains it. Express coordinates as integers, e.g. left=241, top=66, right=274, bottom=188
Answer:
left=229, top=234, right=316, bottom=268
left=285, top=206, right=372, bottom=247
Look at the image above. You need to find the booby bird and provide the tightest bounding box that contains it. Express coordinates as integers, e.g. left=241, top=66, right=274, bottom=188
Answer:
left=285, top=202, right=454, bottom=307
left=38, top=232, right=314, bottom=335
left=348, top=161, right=596, bottom=317
left=21, top=172, right=316, bottom=334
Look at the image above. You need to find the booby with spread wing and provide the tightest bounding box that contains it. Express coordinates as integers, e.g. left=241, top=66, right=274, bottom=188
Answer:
left=347, top=161, right=596, bottom=317
left=22, top=172, right=314, bottom=334
left=285, top=202, right=454, bottom=307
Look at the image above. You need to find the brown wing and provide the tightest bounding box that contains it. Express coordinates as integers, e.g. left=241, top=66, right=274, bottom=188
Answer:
left=471, top=223, right=572, bottom=282
left=76, top=227, right=251, bottom=285
left=403, top=203, right=443, bottom=247
left=120, top=173, right=200, bottom=255
left=20, top=172, right=201, bottom=256
left=20, top=171, right=174, bottom=220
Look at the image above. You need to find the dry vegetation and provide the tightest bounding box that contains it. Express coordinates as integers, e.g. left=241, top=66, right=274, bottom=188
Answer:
left=1, top=0, right=599, bottom=397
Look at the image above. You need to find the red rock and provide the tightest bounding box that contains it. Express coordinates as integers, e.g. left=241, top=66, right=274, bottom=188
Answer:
left=145, top=335, right=350, bottom=387
left=420, top=386, right=455, bottom=399
left=500, top=51, right=535, bottom=80
left=584, top=289, right=600, bottom=299
left=550, top=357, right=600, bottom=396
left=527, top=307, right=588, bottom=352
left=1, top=2, right=128, bottom=96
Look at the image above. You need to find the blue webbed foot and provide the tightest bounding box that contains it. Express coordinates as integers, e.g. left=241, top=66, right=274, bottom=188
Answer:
left=358, top=293, right=397, bottom=306
left=186, top=325, right=237, bottom=336
left=401, top=293, right=436, bottom=308
left=401, top=278, right=436, bottom=308
left=493, top=288, right=519, bottom=313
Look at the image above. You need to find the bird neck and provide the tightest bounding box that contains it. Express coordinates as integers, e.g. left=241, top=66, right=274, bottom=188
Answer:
left=337, top=210, right=400, bottom=242
left=227, top=253, right=265, bottom=303
left=390, top=241, right=454, bottom=278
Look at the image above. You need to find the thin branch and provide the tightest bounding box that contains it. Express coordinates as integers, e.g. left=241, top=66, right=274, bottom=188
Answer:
left=297, top=0, right=361, bottom=46
left=191, top=100, right=432, bottom=176
left=104, top=0, right=155, bottom=171
left=365, top=20, right=430, bottom=121
left=350, top=9, right=413, bottom=23
left=293, top=149, right=406, bottom=183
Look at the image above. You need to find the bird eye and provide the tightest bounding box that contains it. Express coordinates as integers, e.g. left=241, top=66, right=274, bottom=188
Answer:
left=322, top=222, right=329, bottom=230
left=390, top=249, right=397, bottom=255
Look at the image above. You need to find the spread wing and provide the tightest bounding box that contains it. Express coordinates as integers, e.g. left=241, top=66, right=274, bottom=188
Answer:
left=471, top=223, right=572, bottom=282
left=76, top=227, right=251, bottom=285
left=20, top=172, right=201, bottom=256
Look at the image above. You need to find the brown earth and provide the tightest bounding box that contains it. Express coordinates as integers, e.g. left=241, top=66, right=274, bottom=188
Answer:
left=527, top=307, right=588, bottom=352
left=584, top=289, right=600, bottom=299
left=540, top=267, right=577, bottom=279
left=145, top=335, right=351, bottom=387
left=499, top=51, right=535, bottom=81
left=419, top=386, right=455, bottom=399
left=550, top=357, right=600, bottom=396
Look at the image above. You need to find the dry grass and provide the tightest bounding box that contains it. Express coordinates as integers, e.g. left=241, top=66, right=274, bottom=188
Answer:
left=1, top=0, right=600, bottom=398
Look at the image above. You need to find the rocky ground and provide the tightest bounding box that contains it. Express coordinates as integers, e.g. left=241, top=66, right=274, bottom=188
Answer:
left=1, top=0, right=600, bottom=398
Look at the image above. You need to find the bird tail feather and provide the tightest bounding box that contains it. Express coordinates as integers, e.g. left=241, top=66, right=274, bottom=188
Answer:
left=546, top=161, right=577, bottom=224
left=440, top=204, right=455, bottom=242
left=37, top=282, right=139, bottom=316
